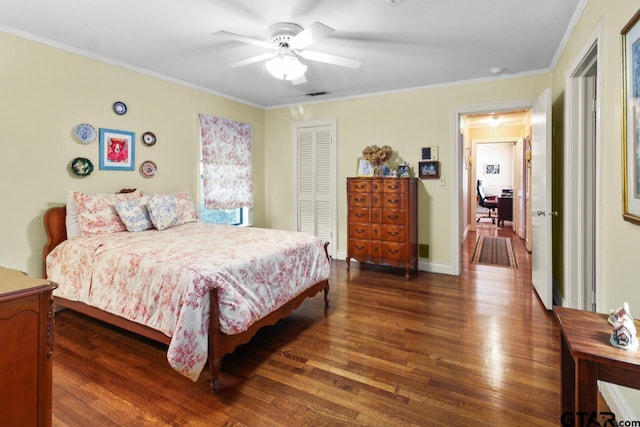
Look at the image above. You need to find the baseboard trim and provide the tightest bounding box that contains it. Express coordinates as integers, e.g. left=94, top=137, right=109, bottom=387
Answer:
left=599, top=382, right=638, bottom=421
left=334, top=250, right=455, bottom=276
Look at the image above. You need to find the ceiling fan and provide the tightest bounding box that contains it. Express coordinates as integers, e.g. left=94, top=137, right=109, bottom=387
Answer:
left=214, top=22, right=362, bottom=85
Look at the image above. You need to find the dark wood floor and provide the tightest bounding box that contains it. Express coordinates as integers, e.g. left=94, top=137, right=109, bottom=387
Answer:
left=50, top=223, right=574, bottom=426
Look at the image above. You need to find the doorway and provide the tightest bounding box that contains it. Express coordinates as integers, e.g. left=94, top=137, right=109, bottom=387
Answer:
left=564, top=30, right=602, bottom=311
left=458, top=109, right=531, bottom=269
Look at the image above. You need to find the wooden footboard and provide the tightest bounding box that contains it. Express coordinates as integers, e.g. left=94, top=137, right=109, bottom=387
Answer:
left=43, top=204, right=330, bottom=392
left=207, top=275, right=329, bottom=392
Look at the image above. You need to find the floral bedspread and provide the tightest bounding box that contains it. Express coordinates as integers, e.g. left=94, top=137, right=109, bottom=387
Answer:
left=46, top=222, right=330, bottom=381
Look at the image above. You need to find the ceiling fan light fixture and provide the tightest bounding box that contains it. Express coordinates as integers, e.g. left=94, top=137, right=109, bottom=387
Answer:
left=266, top=53, right=307, bottom=81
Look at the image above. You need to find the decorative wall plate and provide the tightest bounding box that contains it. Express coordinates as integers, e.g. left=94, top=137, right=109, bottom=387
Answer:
left=142, top=131, right=156, bottom=146
left=139, top=160, right=157, bottom=178
left=73, top=123, right=97, bottom=144
left=113, top=101, right=127, bottom=115
left=69, top=157, right=94, bottom=176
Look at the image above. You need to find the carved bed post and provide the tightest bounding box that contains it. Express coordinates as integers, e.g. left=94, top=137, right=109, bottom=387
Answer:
left=207, top=290, right=222, bottom=393
left=322, top=242, right=330, bottom=307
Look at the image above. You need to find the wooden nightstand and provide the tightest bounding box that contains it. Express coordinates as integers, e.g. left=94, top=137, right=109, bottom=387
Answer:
left=0, top=267, right=57, bottom=427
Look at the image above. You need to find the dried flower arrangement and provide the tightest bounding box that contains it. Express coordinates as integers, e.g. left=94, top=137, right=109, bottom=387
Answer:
left=362, top=144, right=393, bottom=166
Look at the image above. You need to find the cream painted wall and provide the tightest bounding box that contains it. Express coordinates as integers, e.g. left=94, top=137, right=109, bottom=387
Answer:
left=551, top=0, right=640, bottom=413
left=0, top=31, right=265, bottom=278
left=265, top=75, right=550, bottom=266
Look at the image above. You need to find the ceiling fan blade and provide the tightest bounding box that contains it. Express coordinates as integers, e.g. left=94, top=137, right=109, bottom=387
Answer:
left=213, top=31, right=274, bottom=50
left=229, top=52, right=277, bottom=68
left=291, top=74, right=307, bottom=85
left=298, top=50, right=362, bottom=69
left=289, top=22, right=334, bottom=50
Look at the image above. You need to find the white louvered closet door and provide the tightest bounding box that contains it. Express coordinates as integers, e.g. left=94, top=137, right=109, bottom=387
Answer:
left=296, top=123, right=335, bottom=257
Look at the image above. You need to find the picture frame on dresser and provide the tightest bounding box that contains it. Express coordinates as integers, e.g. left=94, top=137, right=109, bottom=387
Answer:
left=356, top=158, right=374, bottom=176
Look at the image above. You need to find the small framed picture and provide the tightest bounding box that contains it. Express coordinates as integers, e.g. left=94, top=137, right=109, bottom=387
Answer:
left=99, top=128, right=135, bottom=171
left=356, top=158, right=373, bottom=176
left=485, top=164, right=500, bottom=175
left=419, top=161, right=440, bottom=179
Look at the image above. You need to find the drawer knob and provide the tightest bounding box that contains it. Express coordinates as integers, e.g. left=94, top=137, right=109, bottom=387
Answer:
left=389, top=199, right=399, bottom=204
left=355, top=213, right=365, bottom=218
left=388, top=214, right=399, bottom=220
left=356, top=245, right=365, bottom=250
left=388, top=249, right=399, bottom=254
left=389, top=231, right=399, bottom=237
left=355, top=197, right=365, bottom=203
left=355, top=228, right=365, bottom=233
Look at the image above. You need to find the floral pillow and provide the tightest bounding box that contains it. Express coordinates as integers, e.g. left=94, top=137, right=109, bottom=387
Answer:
left=173, top=191, right=199, bottom=224
left=73, top=190, right=142, bottom=236
left=114, top=197, right=154, bottom=232
left=147, top=194, right=179, bottom=231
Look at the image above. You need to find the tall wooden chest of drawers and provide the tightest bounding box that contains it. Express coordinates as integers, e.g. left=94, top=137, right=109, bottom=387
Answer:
left=0, top=267, right=57, bottom=427
left=346, top=177, right=418, bottom=278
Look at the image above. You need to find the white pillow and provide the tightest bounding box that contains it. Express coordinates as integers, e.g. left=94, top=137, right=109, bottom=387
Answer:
left=147, top=194, right=179, bottom=231
left=65, top=191, right=81, bottom=239
left=114, top=197, right=154, bottom=232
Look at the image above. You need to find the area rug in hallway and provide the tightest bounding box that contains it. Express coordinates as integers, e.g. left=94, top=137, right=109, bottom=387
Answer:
left=471, top=236, right=517, bottom=268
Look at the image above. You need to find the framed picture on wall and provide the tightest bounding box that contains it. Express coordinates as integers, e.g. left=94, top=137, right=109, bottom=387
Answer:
left=419, top=161, right=439, bottom=179
left=485, top=164, right=500, bottom=175
left=621, top=9, right=640, bottom=224
left=99, top=128, right=135, bottom=171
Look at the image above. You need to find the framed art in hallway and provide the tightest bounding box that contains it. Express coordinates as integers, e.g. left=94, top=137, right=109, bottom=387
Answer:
left=621, top=9, right=640, bottom=224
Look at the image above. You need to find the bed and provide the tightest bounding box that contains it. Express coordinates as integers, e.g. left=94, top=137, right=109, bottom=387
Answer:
left=42, top=190, right=330, bottom=392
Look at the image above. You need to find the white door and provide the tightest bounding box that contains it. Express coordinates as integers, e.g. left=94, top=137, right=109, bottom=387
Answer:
left=295, top=122, right=336, bottom=257
left=531, top=88, right=553, bottom=309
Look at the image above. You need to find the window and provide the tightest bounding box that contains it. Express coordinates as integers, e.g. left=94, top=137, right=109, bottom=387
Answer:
left=199, top=114, right=253, bottom=226
left=198, top=172, right=251, bottom=225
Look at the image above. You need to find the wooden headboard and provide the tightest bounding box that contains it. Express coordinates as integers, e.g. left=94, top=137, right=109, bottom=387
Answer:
left=43, top=206, right=67, bottom=278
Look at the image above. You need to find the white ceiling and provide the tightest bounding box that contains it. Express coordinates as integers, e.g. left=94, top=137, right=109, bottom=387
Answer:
left=0, top=0, right=583, bottom=108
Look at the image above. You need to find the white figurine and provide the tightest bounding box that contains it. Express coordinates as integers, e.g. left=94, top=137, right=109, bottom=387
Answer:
left=608, top=302, right=638, bottom=350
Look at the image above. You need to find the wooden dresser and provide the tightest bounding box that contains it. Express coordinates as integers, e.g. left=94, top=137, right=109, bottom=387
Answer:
left=346, top=177, right=418, bottom=278
left=0, top=267, right=57, bottom=427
